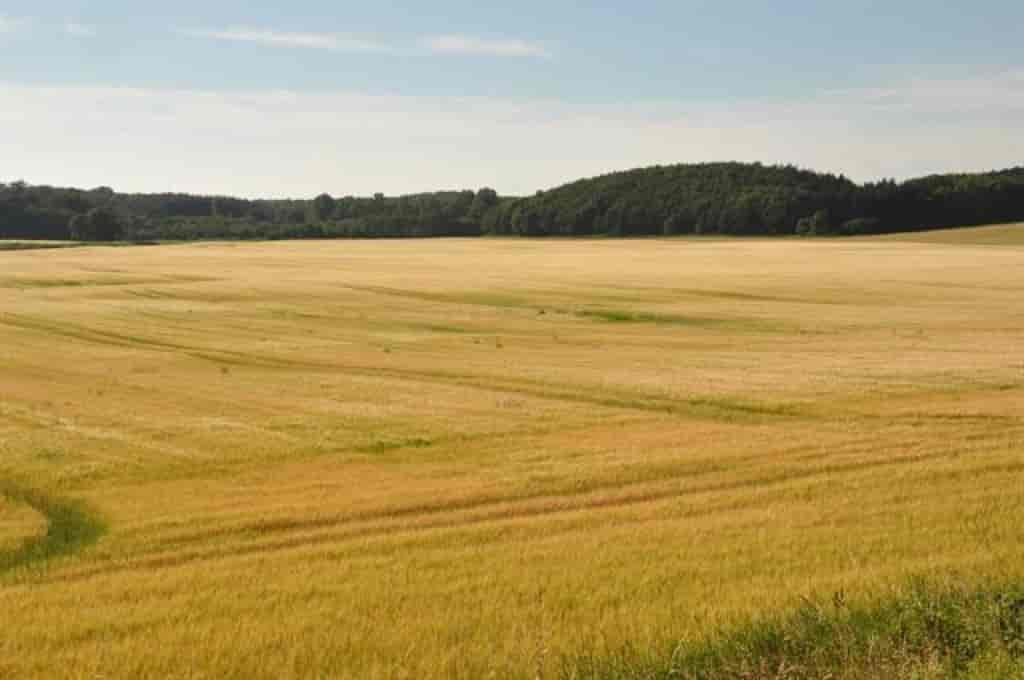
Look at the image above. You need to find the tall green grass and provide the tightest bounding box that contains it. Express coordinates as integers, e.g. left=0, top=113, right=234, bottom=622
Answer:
left=561, top=581, right=1024, bottom=679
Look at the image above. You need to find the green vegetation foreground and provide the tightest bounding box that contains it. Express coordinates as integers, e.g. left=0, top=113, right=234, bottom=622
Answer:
left=1, top=233, right=1022, bottom=678
left=566, top=580, right=1024, bottom=679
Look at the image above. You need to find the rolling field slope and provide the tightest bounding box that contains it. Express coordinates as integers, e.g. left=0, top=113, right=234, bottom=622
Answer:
left=1, top=238, right=1022, bottom=678
left=871, top=223, right=1024, bottom=246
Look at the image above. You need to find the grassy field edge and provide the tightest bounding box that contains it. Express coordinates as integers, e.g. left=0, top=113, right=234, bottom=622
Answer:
left=561, top=579, right=1024, bottom=679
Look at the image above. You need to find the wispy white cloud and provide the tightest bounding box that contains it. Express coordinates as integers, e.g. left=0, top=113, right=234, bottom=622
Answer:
left=1, top=70, right=1022, bottom=197
left=181, top=26, right=551, bottom=58
left=180, top=27, right=396, bottom=53
left=64, top=21, right=96, bottom=38
left=823, top=69, right=1024, bottom=116
left=423, top=35, right=550, bottom=58
left=0, top=14, right=29, bottom=34
left=0, top=15, right=97, bottom=37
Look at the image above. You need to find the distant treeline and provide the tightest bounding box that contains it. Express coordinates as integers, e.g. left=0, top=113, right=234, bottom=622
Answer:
left=3, top=163, right=1024, bottom=242
left=0, top=185, right=497, bottom=242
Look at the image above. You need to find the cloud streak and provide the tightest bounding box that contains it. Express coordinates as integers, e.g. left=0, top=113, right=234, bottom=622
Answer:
left=181, top=27, right=393, bottom=53
left=181, top=26, right=551, bottom=58
left=423, top=35, right=550, bottom=58
left=1, top=70, right=1021, bottom=197
left=0, top=14, right=29, bottom=34
left=0, top=15, right=96, bottom=37
left=64, top=21, right=97, bottom=38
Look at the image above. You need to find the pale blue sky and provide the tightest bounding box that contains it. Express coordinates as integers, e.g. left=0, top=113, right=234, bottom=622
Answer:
left=2, top=2, right=1023, bottom=196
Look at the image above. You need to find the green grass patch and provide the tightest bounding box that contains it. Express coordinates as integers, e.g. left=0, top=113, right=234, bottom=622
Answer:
left=561, top=580, right=1024, bottom=679
left=345, top=284, right=528, bottom=310
left=349, top=285, right=793, bottom=333
left=410, top=322, right=473, bottom=334
left=574, top=308, right=788, bottom=333
left=360, top=437, right=436, bottom=454
left=0, top=481, right=107, bottom=574
left=576, top=308, right=723, bottom=327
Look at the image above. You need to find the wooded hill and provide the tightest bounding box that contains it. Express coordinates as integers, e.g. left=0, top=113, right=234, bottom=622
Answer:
left=484, top=163, right=1024, bottom=237
left=3, top=163, right=1023, bottom=241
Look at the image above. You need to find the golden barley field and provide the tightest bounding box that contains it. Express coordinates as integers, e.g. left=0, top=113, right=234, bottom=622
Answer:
left=1, top=228, right=1023, bottom=679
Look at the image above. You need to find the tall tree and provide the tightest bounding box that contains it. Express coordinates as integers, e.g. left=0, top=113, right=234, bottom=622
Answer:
left=311, top=193, right=336, bottom=223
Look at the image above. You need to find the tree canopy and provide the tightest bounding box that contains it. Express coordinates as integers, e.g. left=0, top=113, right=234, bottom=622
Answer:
left=3, top=164, right=1024, bottom=242
left=483, top=163, right=1024, bottom=237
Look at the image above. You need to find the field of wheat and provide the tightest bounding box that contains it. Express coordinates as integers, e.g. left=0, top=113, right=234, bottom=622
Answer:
left=1, top=229, right=1023, bottom=679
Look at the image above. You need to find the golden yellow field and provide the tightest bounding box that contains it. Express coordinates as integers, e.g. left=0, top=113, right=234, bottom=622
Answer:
left=1, top=234, right=1023, bottom=679
left=872, top=223, right=1024, bottom=246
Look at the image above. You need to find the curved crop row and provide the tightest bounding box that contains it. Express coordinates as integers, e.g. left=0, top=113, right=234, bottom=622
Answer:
left=0, top=482, right=106, bottom=574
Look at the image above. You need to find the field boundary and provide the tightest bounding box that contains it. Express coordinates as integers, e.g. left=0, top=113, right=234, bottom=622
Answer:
left=562, top=579, right=1024, bottom=679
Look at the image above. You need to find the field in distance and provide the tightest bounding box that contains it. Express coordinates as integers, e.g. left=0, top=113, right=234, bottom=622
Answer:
left=1, top=234, right=1023, bottom=678
left=869, top=222, right=1024, bottom=246
left=0, top=240, right=81, bottom=252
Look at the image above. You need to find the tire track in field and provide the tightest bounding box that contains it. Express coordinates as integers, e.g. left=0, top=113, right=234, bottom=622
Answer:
left=49, top=445, right=1010, bottom=585
left=0, top=482, right=106, bottom=575
left=0, top=313, right=807, bottom=423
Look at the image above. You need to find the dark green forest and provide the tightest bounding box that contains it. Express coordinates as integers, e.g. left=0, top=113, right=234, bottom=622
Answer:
left=3, top=163, right=1024, bottom=242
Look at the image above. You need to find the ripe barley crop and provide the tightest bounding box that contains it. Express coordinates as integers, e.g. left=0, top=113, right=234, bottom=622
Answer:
left=1, top=229, right=1023, bottom=679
